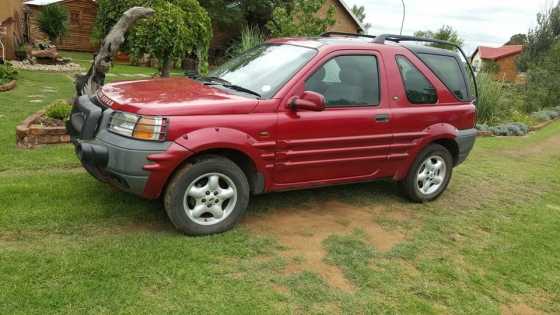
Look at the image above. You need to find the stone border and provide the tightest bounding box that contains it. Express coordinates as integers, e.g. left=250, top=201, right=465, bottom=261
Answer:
left=0, top=80, right=16, bottom=92
left=10, top=61, right=82, bottom=73
left=529, top=118, right=558, bottom=132
left=16, top=110, right=70, bottom=149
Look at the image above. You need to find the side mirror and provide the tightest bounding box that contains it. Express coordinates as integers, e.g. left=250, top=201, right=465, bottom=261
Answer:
left=289, top=91, right=326, bottom=112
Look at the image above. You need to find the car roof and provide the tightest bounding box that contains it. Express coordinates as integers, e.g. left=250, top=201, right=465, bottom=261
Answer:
left=267, top=36, right=458, bottom=57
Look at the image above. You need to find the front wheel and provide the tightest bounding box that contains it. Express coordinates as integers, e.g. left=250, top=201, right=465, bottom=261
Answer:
left=399, top=144, right=453, bottom=202
left=164, top=156, right=250, bottom=236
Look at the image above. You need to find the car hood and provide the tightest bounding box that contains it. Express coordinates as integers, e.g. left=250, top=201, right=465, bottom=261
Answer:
left=98, top=77, right=259, bottom=116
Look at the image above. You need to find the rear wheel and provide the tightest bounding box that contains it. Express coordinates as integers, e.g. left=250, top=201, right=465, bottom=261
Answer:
left=399, top=144, right=453, bottom=202
left=164, top=156, right=250, bottom=236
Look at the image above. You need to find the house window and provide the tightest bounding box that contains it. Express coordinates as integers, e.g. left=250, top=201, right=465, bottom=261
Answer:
left=396, top=55, right=438, bottom=105
left=305, top=55, right=380, bottom=107
left=70, top=10, right=80, bottom=25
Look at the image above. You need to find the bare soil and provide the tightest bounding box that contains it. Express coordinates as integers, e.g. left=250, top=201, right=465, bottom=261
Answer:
left=500, top=303, right=542, bottom=315
left=243, top=199, right=407, bottom=292
left=38, top=115, right=65, bottom=127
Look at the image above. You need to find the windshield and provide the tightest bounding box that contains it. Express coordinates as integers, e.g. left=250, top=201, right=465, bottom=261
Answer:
left=209, top=44, right=317, bottom=98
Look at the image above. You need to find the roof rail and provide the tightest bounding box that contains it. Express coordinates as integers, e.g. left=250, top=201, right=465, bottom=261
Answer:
left=374, top=34, right=478, bottom=103
left=320, top=32, right=377, bottom=40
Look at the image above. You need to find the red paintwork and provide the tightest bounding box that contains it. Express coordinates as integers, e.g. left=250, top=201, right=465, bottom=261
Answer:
left=100, top=38, right=476, bottom=199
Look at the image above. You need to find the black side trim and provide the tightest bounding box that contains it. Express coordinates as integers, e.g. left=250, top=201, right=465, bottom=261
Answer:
left=253, top=172, right=266, bottom=195
left=455, top=128, right=477, bottom=165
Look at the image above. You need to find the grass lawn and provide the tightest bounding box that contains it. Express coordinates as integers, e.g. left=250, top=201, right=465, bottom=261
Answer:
left=1, top=61, right=560, bottom=314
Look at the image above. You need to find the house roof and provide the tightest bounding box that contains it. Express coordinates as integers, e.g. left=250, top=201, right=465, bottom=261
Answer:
left=24, top=0, right=95, bottom=5
left=472, top=45, right=523, bottom=61
left=335, top=0, right=365, bottom=32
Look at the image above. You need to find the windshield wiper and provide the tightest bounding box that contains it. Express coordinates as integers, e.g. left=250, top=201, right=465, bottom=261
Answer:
left=204, top=81, right=261, bottom=98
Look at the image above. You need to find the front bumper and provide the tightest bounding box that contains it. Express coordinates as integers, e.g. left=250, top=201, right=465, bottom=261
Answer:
left=68, top=96, right=190, bottom=199
left=455, top=128, right=477, bottom=165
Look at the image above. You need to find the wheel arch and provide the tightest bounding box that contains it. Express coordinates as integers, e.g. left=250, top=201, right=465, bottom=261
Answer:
left=165, top=128, right=270, bottom=196
left=393, top=124, right=460, bottom=181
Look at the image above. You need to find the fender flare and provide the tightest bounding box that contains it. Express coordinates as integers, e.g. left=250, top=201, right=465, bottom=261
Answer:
left=174, top=127, right=271, bottom=175
left=393, top=123, right=459, bottom=181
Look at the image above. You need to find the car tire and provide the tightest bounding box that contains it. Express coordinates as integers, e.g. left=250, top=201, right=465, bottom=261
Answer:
left=164, top=155, right=250, bottom=236
left=399, top=144, right=453, bottom=203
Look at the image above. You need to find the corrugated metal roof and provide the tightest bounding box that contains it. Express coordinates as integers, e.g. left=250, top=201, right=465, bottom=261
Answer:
left=474, top=45, right=524, bottom=60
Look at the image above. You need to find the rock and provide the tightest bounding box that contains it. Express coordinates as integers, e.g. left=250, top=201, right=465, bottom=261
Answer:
left=31, top=47, right=59, bottom=61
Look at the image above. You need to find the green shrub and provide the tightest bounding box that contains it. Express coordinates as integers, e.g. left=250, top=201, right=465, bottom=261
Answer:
left=45, top=100, right=72, bottom=121
left=476, top=72, right=506, bottom=124
left=531, top=108, right=560, bottom=122
left=227, top=26, right=265, bottom=58
left=0, top=63, right=18, bottom=85
left=525, top=41, right=560, bottom=112
left=38, top=4, right=69, bottom=42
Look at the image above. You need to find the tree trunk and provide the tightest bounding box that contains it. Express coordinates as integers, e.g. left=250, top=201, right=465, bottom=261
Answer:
left=75, top=7, right=154, bottom=98
left=161, top=58, right=173, bottom=77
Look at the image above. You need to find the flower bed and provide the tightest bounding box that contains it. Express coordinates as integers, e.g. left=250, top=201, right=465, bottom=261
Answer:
left=16, top=110, right=70, bottom=149
left=477, top=106, right=560, bottom=137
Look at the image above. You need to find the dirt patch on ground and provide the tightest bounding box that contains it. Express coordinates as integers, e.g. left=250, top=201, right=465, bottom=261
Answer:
left=500, top=303, right=542, bottom=315
left=243, top=200, right=407, bottom=292
left=503, top=128, right=560, bottom=158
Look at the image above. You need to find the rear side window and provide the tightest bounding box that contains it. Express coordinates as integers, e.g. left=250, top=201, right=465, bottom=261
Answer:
left=418, top=53, right=469, bottom=101
left=305, top=55, right=380, bottom=107
left=396, top=56, right=437, bottom=104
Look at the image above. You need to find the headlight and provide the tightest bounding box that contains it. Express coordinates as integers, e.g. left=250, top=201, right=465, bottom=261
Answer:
left=108, top=112, right=168, bottom=141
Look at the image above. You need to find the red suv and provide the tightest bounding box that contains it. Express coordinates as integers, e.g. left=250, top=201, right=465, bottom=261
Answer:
left=68, top=33, right=477, bottom=235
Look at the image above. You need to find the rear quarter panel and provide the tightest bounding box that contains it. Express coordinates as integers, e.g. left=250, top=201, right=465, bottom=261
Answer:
left=382, top=47, right=476, bottom=180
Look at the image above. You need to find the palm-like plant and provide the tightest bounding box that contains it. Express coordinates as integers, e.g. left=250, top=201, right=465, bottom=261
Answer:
left=38, top=4, right=69, bottom=43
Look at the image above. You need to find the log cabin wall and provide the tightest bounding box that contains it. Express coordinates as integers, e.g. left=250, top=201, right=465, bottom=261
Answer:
left=0, top=0, right=25, bottom=60
left=28, top=0, right=97, bottom=52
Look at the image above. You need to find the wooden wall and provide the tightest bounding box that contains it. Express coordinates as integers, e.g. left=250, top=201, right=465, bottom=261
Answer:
left=494, top=54, right=521, bottom=82
left=0, top=0, right=25, bottom=60
left=322, top=0, right=362, bottom=34
left=28, top=0, right=97, bottom=52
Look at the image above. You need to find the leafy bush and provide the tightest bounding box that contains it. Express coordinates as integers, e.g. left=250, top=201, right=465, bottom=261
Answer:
left=267, top=0, right=335, bottom=37
left=414, top=25, right=464, bottom=50
left=0, top=63, right=18, bottom=84
left=477, top=122, right=529, bottom=136
left=45, top=100, right=72, bottom=121
left=531, top=107, right=560, bottom=122
left=38, top=4, right=69, bottom=42
left=227, top=26, right=265, bottom=58
left=94, top=0, right=212, bottom=76
left=475, top=72, right=506, bottom=124
left=525, top=41, right=560, bottom=112
left=481, top=60, right=500, bottom=74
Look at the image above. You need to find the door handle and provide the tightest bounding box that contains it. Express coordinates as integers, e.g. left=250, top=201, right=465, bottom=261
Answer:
left=375, top=113, right=390, bottom=123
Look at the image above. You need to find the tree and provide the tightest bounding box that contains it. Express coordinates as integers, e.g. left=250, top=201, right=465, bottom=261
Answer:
left=267, top=0, right=335, bottom=37
left=414, top=25, right=464, bottom=50
left=198, top=0, right=292, bottom=30
left=38, top=4, right=69, bottom=42
left=128, top=0, right=212, bottom=77
left=351, top=5, right=372, bottom=33
left=517, top=6, right=560, bottom=71
left=506, top=33, right=528, bottom=46
left=94, top=0, right=212, bottom=77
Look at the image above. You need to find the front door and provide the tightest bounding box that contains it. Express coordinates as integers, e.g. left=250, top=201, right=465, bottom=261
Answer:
left=273, top=51, right=393, bottom=187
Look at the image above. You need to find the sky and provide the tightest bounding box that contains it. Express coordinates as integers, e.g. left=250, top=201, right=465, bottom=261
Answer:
left=345, top=0, right=557, bottom=55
